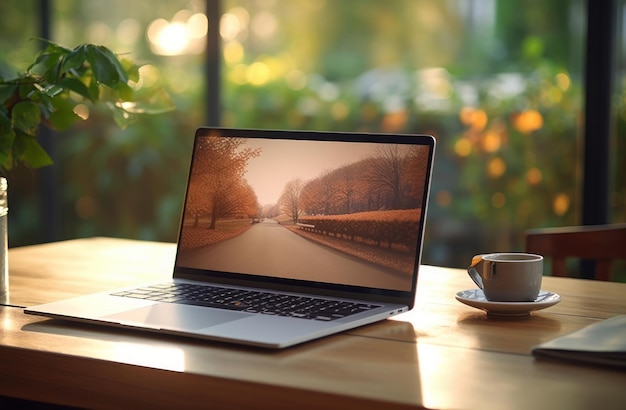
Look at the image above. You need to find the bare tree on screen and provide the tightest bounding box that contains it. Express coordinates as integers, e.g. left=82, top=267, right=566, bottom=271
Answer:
left=364, top=145, right=411, bottom=210
left=278, top=178, right=305, bottom=224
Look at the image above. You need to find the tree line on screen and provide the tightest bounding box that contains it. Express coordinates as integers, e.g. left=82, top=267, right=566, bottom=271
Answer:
left=185, top=136, right=430, bottom=229
left=278, top=144, right=429, bottom=224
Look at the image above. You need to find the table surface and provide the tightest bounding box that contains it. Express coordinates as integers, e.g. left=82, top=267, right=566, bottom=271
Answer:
left=1, top=237, right=625, bottom=409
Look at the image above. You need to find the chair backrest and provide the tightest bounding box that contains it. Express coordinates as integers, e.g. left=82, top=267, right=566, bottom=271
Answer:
left=525, top=223, right=626, bottom=280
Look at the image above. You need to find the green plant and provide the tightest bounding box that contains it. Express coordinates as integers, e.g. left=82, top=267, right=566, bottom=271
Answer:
left=0, top=40, right=174, bottom=171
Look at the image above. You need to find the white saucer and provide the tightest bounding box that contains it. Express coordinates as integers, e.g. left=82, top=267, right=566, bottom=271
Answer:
left=455, top=289, right=561, bottom=316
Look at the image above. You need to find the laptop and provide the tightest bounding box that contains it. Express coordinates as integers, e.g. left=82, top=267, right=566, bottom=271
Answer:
left=25, top=127, right=436, bottom=348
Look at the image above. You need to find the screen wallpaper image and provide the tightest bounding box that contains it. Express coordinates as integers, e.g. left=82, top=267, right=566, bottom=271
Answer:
left=176, top=135, right=431, bottom=292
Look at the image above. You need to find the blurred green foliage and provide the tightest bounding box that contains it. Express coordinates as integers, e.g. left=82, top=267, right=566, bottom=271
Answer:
left=0, top=0, right=624, bottom=279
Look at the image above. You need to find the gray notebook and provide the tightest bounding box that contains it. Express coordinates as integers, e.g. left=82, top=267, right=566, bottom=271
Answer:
left=26, top=127, right=436, bottom=348
left=533, top=315, right=626, bottom=368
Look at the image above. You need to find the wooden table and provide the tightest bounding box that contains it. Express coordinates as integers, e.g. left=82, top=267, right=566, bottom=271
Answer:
left=1, top=237, right=625, bottom=409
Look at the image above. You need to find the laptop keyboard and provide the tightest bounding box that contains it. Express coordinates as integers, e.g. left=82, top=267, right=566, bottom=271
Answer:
left=112, top=283, right=380, bottom=321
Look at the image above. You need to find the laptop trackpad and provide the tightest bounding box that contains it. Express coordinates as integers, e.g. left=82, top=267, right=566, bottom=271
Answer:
left=105, top=303, right=249, bottom=330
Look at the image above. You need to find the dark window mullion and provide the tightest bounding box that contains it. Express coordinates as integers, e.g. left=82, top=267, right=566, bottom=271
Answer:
left=205, top=0, right=222, bottom=126
left=582, top=0, right=616, bottom=227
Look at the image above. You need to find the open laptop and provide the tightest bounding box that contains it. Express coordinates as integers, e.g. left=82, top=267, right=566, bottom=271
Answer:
left=25, top=127, right=436, bottom=348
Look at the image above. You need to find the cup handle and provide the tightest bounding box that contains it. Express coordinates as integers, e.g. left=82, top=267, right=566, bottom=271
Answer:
left=467, top=255, right=485, bottom=289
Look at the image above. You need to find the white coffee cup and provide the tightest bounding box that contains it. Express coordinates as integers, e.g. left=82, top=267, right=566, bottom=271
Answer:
left=467, top=253, right=543, bottom=302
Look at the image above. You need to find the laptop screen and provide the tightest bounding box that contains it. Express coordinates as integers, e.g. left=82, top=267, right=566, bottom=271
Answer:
left=175, top=128, right=435, bottom=297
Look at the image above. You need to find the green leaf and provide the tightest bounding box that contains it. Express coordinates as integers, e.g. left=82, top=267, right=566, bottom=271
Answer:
left=18, top=76, right=38, bottom=99
left=0, top=111, right=16, bottom=151
left=85, top=45, right=127, bottom=88
left=13, top=132, right=53, bottom=168
left=98, top=46, right=129, bottom=83
left=61, top=44, right=87, bottom=72
left=32, top=38, right=72, bottom=54
left=120, top=58, right=140, bottom=83
left=11, top=101, right=41, bottom=134
left=59, top=77, right=93, bottom=101
left=0, top=113, right=15, bottom=169
left=88, top=76, right=100, bottom=101
left=36, top=93, right=55, bottom=119
left=0, top=83, right=17, bottom=103
left=30, top=51, right=64, bottom=82
left=117, top=82, right=134, bottom=102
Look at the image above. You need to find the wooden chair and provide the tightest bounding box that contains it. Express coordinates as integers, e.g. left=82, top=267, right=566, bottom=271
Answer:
left=525, top=223, right=626, bottom=281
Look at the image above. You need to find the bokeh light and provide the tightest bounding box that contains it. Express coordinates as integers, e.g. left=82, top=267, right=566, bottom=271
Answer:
left=553, top=193, right=571, bottom=216
left=224, top=41, right=244, bottom=64
left=513, top=109, right=543, bottom=134
left=487, top=157, right=506, bottom=178
left=460, top=107, right=488, bottom=131
left=246, top=62, right=270, bottom=86
left=147, top=11, right=207, bottom=56
left=220, top=13, right=242, bottom=41
left=482, top=130, right=501, bottom=152
left=73, top=104, right=90, bottom=120
left=251, top=11, right=278, bottom=39
left=381, top=110, right=408, bottom=133
left=526, top=167, right=543, bottom=185
left=556, top=73, right=571, bottom=91
left=454, top=137, right=472, bottom=157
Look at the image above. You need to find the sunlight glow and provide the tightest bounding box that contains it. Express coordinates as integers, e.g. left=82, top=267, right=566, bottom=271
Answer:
left=224, top=41, right=244, bottom=64
left=247, top=62, right=270, bottom=85
left=221, top=7, right=250, bottom=41
left=112, top=342, right=186, bottom=372
left=148, top=19, right=184, bottom=55
left=147, top=11, right=207, bottom=56
left=252, top=11, right=278, bottom=39
left=73, top=104, right=90, bottom=120
left=188, top=13, right=209, bottom=38
left=220, top=13, right=242, bottom=41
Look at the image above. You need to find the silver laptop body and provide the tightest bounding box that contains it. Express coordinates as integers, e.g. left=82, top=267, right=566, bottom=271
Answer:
left=26, top=127, right=436, bottom=348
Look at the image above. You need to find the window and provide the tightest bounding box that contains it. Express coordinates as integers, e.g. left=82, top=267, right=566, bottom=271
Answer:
left=1, top=0, right=623, bottom=274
